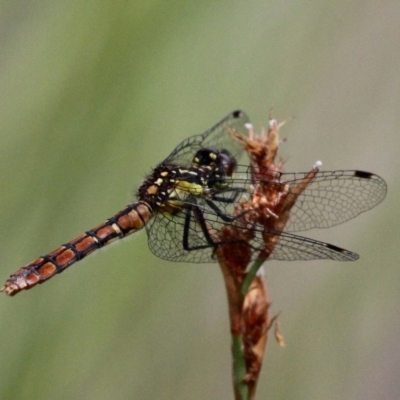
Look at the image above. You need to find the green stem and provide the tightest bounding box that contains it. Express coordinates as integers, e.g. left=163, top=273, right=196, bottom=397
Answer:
left=232, top=333, right=248, bottom=399
left=241, top=258, right=265, bottom=297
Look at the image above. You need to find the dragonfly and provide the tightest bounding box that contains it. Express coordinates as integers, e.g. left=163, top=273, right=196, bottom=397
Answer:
left=1, top=110, right=387, bottom=296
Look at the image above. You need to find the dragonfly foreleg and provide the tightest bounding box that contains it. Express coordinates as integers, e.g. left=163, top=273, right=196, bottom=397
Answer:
left=182, top=205, right=219, bottom=251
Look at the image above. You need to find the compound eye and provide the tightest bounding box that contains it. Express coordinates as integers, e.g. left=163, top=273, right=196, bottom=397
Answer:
left=218, top=150, right=237, bottom=177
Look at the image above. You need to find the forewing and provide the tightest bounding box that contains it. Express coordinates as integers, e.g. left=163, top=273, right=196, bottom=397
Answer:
left=232, top=167, right=387, bottom=232
left=278, top=170, right=387, bottom=231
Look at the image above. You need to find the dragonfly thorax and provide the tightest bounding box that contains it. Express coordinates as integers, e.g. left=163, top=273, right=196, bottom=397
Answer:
left=137, top=151, right=236, bottom=214
left=137, top=164, right=205, bottom=210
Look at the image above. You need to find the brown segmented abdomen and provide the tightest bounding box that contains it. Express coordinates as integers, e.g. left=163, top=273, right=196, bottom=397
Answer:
left=1, top=202, right=153, bottom=296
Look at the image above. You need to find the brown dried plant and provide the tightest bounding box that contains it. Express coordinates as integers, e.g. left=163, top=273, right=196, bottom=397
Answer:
left=216, top=112, right=320, bottom=399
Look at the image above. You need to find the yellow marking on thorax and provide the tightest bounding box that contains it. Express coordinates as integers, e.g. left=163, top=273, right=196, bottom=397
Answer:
left=175, top=180, right=204, bottom=195
left=162, top=179, right=204, bottom=211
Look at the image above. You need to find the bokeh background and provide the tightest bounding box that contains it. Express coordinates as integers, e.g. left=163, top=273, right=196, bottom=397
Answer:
left=0, top=2, right=398, bottom=399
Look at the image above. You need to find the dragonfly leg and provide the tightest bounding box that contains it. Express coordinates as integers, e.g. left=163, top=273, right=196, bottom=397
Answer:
left=182, top=205, right=218, bottom=251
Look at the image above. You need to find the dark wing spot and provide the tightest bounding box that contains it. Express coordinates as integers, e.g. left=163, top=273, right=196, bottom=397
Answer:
left=325, top=243, right=359, bottom=260
left=354, top=170, right=373, bottom=179
left=232, top=110, right=244, bottom=118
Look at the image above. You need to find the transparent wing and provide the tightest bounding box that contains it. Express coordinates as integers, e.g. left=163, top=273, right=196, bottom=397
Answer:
left=161, top=110, right=250, bottom=167
left=232, top=167, right=387, bottom=232
left=258, top=230, right=358, bottom=261
left=280, top=169, right=387, bottom=231
left=145, top=197, right=359, bottom=263
left=146, top=200, right=227, bottom=263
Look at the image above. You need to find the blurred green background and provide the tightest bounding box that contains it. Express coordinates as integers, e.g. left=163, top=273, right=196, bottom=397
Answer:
left=0, top=1, right=398, bottom=399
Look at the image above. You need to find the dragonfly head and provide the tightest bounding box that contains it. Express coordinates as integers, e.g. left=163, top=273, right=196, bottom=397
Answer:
left=192, top=148, right=237, bottom=179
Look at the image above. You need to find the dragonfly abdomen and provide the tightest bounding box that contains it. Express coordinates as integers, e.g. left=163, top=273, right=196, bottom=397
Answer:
left=1, top=202, right=153, bottom=296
